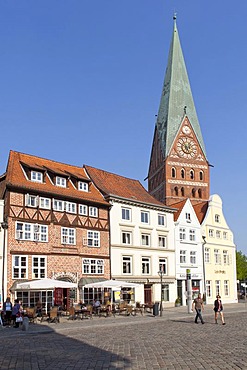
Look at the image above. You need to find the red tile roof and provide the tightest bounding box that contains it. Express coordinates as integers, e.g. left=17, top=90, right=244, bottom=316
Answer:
left=193, top=201, right=208, bottom=224
left=84, top=165, right=175, bottom=210
left=168, top=200, right=187, bottom=221
left=3, top=151, right=109, bottom=206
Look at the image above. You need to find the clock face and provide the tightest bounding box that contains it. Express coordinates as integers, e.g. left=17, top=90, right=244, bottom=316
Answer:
left=176, top=137, right=197, bottom=158
left=182, top=125, right=191, bottom=135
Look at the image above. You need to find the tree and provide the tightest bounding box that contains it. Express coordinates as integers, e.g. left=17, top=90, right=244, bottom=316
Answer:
left=236, top=251, right=247, bottom=281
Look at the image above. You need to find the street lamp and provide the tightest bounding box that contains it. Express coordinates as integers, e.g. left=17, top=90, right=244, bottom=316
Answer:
left=1, top=220, right=8, bottom=304
left=202, top=235, right=207, bottom=304
left=158, top=269, right=164, bottom=316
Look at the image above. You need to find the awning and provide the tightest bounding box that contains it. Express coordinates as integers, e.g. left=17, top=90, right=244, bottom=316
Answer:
left=78, top=277, right=107, bottom=288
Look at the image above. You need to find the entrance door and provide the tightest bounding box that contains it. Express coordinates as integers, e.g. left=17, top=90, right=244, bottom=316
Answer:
left=144, top=284, right=152, bottom=304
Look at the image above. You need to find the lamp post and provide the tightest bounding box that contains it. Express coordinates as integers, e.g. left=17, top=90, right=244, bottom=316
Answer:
left=1, top=220, right=8, bottom=304
left=158, top=270, right=164, bottom=316
left=202, top=235, right=207, bottom=304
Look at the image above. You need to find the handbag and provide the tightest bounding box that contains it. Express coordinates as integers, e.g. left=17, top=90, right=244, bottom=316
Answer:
left=16, top=316, right=23, bottom=323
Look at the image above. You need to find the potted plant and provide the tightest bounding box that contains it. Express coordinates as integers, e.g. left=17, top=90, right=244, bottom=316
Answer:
left=175, top=297, right=181, bottom=307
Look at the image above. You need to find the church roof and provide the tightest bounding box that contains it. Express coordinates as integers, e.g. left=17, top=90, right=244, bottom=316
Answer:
left=156, top=16, right=207, bottom=159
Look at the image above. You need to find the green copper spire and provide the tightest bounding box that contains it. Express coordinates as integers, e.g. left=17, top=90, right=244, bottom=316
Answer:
left=156, top=16, right=207, bottom=158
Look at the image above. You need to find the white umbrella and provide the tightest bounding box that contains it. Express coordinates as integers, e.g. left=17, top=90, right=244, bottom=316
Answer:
left=84, top=279, right=141, bottom=289
left=16, top=278, right=77, bottom=290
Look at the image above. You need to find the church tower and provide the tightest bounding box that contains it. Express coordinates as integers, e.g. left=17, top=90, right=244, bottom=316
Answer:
left=148, top=16, right=210, bottom=206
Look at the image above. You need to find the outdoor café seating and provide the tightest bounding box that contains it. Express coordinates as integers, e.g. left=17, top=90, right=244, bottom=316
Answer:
left=25, top=307, right=38, bottom=323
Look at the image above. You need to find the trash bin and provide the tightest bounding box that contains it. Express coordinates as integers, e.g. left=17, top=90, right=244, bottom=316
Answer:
left=153, top=302, right=159, bottom=316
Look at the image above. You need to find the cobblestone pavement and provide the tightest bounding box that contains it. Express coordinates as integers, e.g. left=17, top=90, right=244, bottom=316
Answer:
left=0, top=304, right=246, bottom=370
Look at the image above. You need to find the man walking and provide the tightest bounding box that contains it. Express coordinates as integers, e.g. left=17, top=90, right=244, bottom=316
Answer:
left=192, top=293, right=204, bottom=324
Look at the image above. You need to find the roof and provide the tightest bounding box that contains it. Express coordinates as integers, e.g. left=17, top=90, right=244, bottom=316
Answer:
left=84, top=165, right=175, bottom=211
left=156, top=17, right=206, bottom=159
left=193, top=201, right=208, bottom=224
left=168, top=199, right=186, bottom=221
left=3, top=151, right=109, bottom=206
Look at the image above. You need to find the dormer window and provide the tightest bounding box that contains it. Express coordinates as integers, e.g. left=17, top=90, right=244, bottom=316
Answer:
left=78, top=181, right=89, bottom=192
left=31, top=171, right=43, bottom=183
left=185, top=213, right=191, bottom=222
left=56, top=176, right=66, bottom=188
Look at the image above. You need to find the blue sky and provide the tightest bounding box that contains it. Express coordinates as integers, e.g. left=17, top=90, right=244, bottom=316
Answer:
left=1, top=1, right=246, bottom=254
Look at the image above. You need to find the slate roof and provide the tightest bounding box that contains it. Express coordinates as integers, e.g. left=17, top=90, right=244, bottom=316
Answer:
left=84, top=165, right=176, bottom=211
left=156, top=17, right=206, bottom=159
left=2, top=151, right=109, bottom=206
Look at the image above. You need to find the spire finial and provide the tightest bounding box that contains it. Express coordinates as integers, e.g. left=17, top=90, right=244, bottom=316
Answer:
left=173, top=12, right=177, bottom=22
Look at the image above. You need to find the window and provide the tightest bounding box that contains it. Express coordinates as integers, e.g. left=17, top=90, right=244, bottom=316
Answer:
left=158, top=214, right=166, bottom=226
left=142, top=257, right=150, bottom=274
left=89, top=207, right=98, bottom=217
left=122, top=256, right=132, bottom=274
left=79, top=204, right=88, bottom=216
left=141, top=211, right=149, bottom=224
left=122, top=207, right=131, bottom=221
left=198, top=189, right=202, bottom=198
left=12, top=255, right=28, bottom=279
left=53, top=199, right=65, bottom=212
left=216, top=230, right=221, bottom=239
left=158, top=236, right=166, bottom=248
left=215, top=214, right=220, bottom=223
left=65, top=202, right=76, bottom=214
left=192, top=188, right=196, bottom=197
left=190, top=251, right=196, bottom=264
left=39, top=197, right=51, bottom=209
left=205, top=247, right=210, bottom=263
left=223, top=232, right=228, bottom=240
left=206, top=280, right=212, bottom=298
left=122, top=231, right=131, bottom=245
left=209, top=229, right=214, bottom=238
left=190, top=170, right=194, bottom=179
left=61, top=227, right=76, bottom=245
left=181, top=169, right=185, bottom=179
left=179, top=228, right=186, bottom=240
left=163, top=284, right=169, bottom=301
left=189, top=229, right=196, bottom=241
left=224, top=280, right=229, bottom=296
left=83, top=259, right=104, bottom=274
left=32, top=256, right=46, bottom=279
left=186, top=213, right=191, bottom=222
left=56, top=176, right=66, bottom=188
left=159, top=258, right=167, bottom=275
left=215, top=280, right=220, bottom=296
left=78, top=181, right=89, bottom=192
left=181, top=187, right=185, bottom=196
left=16, top=222, right=48, bottom=242
left=87, top=231, right=100, bottom=247
left=171, top=167, right=176, bottom=178
left=141, top=234, right=150, bottom=246
left=25, top=194, right=37, bottom=207
left=199, top=171, right=203, bottom=181
left=180, top=250, right=186, bottom=264
left=214, top=249, right=221, bottom=264
left=223, top=250, right=229, bottom=265
left=174, top=187, right=178, bottom=196
left=31, top=171, right=43, bottom=183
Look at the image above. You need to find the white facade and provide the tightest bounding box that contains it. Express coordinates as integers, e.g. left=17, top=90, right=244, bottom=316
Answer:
left=0, top=200, right=4, bottom=309
left=201, top=194, right=237, bottom=304
left=174, top=199, right=203, bottom=306
left=110, top=198, right=176, bottom=308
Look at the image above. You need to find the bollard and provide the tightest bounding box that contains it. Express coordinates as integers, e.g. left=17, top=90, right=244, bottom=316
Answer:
left=22, top=317, right=29, bottom=331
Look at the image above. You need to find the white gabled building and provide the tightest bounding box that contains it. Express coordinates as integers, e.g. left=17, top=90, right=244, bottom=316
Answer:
left=173, top=199, right=204, bottom=306
left=197, top=195, right=237, bottom=304
left=0, top=199, right=5, bottom=310
left=85, top=165, right=177, bottom=308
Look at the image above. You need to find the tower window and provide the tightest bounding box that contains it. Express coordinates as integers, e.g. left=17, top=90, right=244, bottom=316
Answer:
left=181, top=187, right=185, bottom=196
left=190, top=170, right=194, bottom=179
left=199, top=171, right=203, bottom=181
left=171, top=167, right=176, bottom=178
left=181, top=169, right=185, bottom=179
left=198, top=189, right=202, bottom=198
left=192, top=188, right=196, bottom=198
left=174, top=187, right=178, bottom=196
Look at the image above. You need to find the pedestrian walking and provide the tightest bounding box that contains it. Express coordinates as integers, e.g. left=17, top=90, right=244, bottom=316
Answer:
left=12, top=299, right=21, bottom=328
left=192, top=293, right=204, bottom=324
left=3, top=297, right=13, bottom=326
left=213, top=295, right=226, bottom=325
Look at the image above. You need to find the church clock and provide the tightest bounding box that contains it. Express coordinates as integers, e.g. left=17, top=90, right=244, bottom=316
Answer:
left=176, top=137, right=197, bottom=159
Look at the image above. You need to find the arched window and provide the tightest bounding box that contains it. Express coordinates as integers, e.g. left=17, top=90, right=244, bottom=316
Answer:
left=181, top=169, right=185, bottom=179
left=198, top=189, right=202, bottom=198
left=171, top=167, right=176, bottom=178
left=192, top=188, right=196, bottom=198
left=190, top=170, right=194, bottom=179
left=174, top=187, right=178, bottom=196
left=199, top=171, right=203, bottom=181
left=181, top=187, right=185, bottom=196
